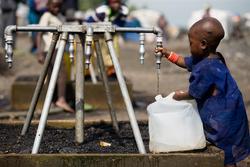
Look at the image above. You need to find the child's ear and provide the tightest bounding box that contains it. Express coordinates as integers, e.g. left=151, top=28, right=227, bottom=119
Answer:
left=200, top=39, right=208, bottom=50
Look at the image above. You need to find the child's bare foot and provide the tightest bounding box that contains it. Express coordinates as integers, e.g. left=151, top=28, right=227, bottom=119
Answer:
left=55, top=98, right=74, bottom=113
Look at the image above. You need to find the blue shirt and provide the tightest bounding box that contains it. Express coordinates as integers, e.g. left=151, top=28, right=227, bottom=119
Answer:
left=185, top=55, right=250, bottom=165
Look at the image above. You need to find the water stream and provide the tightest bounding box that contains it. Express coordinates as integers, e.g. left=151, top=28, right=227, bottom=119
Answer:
left=156, top=69, right=160, bottom=94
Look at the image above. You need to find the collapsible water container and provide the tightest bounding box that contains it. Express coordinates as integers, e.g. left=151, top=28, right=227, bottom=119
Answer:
left=147, top=92, right=206, bottom=153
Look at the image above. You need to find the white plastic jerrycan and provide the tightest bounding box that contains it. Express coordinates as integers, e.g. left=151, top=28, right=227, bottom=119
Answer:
left=147, top=92, right=206, bottom=153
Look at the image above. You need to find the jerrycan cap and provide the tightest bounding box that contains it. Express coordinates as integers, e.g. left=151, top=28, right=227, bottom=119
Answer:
left=155, top=94, right=163, bottom=101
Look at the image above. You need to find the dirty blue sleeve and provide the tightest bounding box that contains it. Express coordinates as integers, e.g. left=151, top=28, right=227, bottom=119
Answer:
left=184, top=56, right=193, bottom=72
left=189, top=66, right=214, bottom=99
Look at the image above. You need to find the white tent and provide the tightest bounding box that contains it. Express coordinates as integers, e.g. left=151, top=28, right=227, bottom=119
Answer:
left=130, top=9, right=162, bottom=42
left=188, top=9, right=234, bottom=40
left=243, top=12, right=250, bottom=28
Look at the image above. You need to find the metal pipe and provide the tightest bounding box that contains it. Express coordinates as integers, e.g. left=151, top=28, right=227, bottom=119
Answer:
left=115, top=27, right=160, bottom=34
left=3, top=24, right=162, bottom=69
left=17, top=25, right=57, bottom=32
left=32, top=32, right=68, bottom=154
left=7, top=25, right=161, bottom=34
left=104, top=32, right=146, bottom=154
left=89, top=63, right=98, bottom=84
left=139, top=33, right=145, bottom=64
left=75, top=34, right=85, bottom=144
left=84, top=26, right=93, bottom=69
left=94, top=38, right=119, bottom=134
left=21, top=33, right=60, bottom=136
left=4, top=25, right=17, bottom=36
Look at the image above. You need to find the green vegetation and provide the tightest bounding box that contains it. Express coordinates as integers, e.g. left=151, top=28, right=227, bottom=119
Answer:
left=78, top=0, right=104, bottom=11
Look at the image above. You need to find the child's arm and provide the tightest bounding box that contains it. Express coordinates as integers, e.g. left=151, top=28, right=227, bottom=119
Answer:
left=36, top=32, right=45, bottom=64
left=36, top=12, right=48, bottom=64
left=155, top=47, right=187, bottom=69
left=173, top=90, right=194, bottom=100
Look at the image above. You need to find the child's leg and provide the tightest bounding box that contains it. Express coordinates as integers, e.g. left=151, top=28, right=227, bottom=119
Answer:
left=55, top=59, right=74, bottom=113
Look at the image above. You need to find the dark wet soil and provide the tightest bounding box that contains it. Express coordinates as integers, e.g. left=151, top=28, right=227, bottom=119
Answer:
left=0, top=122, right=221, bottom=154
left=0, top=122, right=150, bottom=154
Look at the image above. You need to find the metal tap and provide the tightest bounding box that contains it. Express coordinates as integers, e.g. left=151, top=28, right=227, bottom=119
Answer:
left=5, top=34, right=14, bottom=68
left=139, top=33, right=145, bottom=64
left=68, top=34, right=74, bottom=63
left=85, top=26, right=93, bottom=69
left=155, top=32, right=163, bottom=69
left=4, top=25, right=16, bottom=68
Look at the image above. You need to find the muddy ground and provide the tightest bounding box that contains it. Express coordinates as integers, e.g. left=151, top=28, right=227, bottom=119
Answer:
left=1, top=33, right=249, bottom=117
left=0, top=122, right=148, bottom=154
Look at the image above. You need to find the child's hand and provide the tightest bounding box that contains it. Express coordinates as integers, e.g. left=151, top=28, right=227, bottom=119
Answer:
left=173, top=90, right=193, bottom=101
left=173, top=90, right=185, bottom=101
left=155, top=47, right=170, bottom=58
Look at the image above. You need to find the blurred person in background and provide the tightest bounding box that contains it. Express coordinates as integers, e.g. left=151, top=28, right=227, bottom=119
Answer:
left=86, top=0, right=129, bottom=80
left=87, top=0, right=128, bottom=27
left=157, top=14, right=168, bottom=41
left=0, top=0, right=26, bottom=48
left=37, top=0, right=74, bottom=113
left=27, top=0, right=48, bottom=53
left=0, top=0, right=26, bottom=109
left=61, top=0, right=78, bottom=19
left=202, top=5, right=211, bottom=19
left=129, top=9, right=170, bottom=42
left=231, top=14, right=244, bottom=39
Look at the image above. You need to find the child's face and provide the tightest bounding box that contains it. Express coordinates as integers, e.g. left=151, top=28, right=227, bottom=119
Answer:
left=48, top=0, right=62, bottom=16
left=108, top=0, right=121, bottom=12
left=188, top=29, right=204, bottom=57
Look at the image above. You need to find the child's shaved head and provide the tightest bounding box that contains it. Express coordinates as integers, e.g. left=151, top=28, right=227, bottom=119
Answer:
left=189, top=17, right=224, bottom=51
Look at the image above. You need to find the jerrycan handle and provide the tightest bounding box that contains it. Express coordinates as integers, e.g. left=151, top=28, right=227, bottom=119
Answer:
left=155, top=95, right=163, bottom=101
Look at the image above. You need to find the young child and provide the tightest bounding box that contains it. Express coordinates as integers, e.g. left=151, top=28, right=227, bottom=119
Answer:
left=155, top=17, right=250, bottom=167
left=37, top=0, right=74, bottom=113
